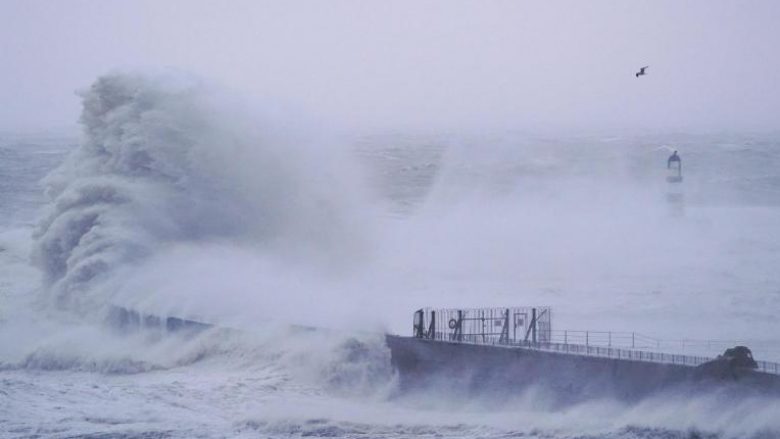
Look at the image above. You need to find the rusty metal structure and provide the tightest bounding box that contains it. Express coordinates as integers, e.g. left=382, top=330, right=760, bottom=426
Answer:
left=413, top=306, right=552, bottom=344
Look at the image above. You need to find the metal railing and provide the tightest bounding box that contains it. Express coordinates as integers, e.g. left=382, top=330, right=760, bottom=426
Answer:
left=527, top=340, right=711, bottom=367
left=548, top=330, right=659, bottom=350
left=549, top=330, right=780, bottom=362
left=757, top=361, right=780, bottom=375
left=423, top=332, right=780, bottom=375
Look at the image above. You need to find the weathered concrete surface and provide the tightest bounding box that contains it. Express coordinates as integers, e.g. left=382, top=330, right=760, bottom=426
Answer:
left=385, top=335, right=780, bottom=404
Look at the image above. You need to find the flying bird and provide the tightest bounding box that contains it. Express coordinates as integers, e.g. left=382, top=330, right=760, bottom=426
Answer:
left=635, top=66, right=649, bottom=78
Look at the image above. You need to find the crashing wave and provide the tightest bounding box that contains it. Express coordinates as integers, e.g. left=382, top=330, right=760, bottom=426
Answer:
left=32, top=73, right=362, bottom=316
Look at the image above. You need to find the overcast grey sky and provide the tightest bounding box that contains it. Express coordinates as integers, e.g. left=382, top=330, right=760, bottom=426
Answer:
left=1, top=0, right=778, bottom=133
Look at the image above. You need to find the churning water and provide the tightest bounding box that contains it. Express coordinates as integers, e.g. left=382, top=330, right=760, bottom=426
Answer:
left=2, top=73, right=780, bottom=438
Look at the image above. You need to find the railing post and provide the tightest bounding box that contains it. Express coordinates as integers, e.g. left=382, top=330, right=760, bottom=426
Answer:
left=632, top=332, right=635, bottom=349
left=431, top=311, right=436, bottom=340
left=586, top=331, right=589, bottom=347
left=564, top=330, right=568, bottom=345
left=608, top=332, right=612, bottom=347
left=456, top=310, right=463, bottom=342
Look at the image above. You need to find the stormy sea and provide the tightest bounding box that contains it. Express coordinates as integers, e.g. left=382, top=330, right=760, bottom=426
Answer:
left=2, top=73, right=780, bottom=438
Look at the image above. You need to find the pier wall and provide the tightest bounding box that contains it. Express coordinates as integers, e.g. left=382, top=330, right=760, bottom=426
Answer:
left=385, top=335, right=780, bottom=404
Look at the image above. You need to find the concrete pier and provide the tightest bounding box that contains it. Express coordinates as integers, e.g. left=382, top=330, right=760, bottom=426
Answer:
left=385, top=335, right=780, bottom=404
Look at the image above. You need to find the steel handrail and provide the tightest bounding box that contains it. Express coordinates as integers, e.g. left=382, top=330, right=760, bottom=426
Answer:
left=422, top=332, right=780, bottom=375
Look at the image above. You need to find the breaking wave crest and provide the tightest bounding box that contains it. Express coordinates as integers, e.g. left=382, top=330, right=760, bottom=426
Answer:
left=32, top=73, right=362, bottom=316
left=0, top=318, right=394, bottom=402
left=15, top=72, right=394, bottom=399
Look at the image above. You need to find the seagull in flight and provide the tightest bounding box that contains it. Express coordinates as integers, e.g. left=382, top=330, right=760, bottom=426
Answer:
left=635, top=66, right=649, bottom=78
